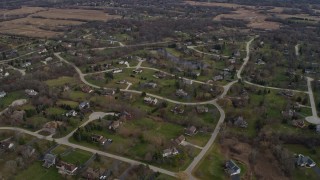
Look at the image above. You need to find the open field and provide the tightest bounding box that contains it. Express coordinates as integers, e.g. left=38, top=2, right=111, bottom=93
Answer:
left=0, top=7, right=120, bottom=38
left=0, top=6, right=45, bottom=16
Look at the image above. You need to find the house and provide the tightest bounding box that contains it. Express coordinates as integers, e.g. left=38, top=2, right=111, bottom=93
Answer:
left=116, top=80, right=127, bottom=84
left=0, top=141, right=14, bottom=151
left=19, top=145, right=35, bottom=158
left=92, top=134, right=104, bottom=142
left=292, top=120, right=305, bottom=128
left=183, top=79, right=193, bottom=85
left=0, top=91, right=6, bottom=98
left=109, top=120, right=121, bottom=131
left=118, top=111, right=132, bottom=120
left=171, top=105, right=184, bottom=114
left=213, top=75, right=223, bottom=81
left=21, top=62, right=31, bottom=68
left=81, top=86, right=93, bottom=93
left=121, top=92, right=132, bottom=100
left=174, top=135, right=186, bottom=145
left=153, top=71, right=167, bottom=79
left=25, top=89, right=38, bottom=96
left=234, top=116, right=248, bottom=128
left=144, top=97, right=158, bottom=105
left=176, top=89, right=188, bottom=97
left=255, top=59, right=266, bottom=65
left=282, top=109, right=296, bottom=119
left=185, top=126, right=197, bottom=136
left=133, top=69, right=143, bottom=74
left=56, top=161, right=78, bottom=175
left=225, top=160, right=241, bottom=176
left=45, top=57, right=53, bottom=62
left=42, top=153, right=56, bottom=168
left=296, top=154, right=316, bottom=168
left=144, top=82, right=157, bottom=89
left=101, top=88, right=115, bottom=96
left=66, top=110, right=77, bottom=117
left=196, top=106, right=209, bottom=114
left=162, top=147, right=179, bottom=157
left=79, top=101, right=90, bottom=110
left=279, top=90, right=294, bottom=97
left=113, top=68, right=123, bottom=74
left=82, top=168, right=105, bottom=180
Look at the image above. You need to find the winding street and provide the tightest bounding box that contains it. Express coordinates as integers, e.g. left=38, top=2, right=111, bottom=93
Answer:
left=305, top=77, right=320, bottom=124
left=1, top=37, right=261, bottom=179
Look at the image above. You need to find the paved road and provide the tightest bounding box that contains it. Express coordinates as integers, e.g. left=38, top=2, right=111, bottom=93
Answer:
left=0, top=51, right=35, bottom=65
left=305, top=77, right=320, bottom=124
left=90, top=41, right=172, bottom=51
left=237, top=37, right=255, bottom=79
left=56, top=112, right=115, bottom=142
left=7, top=65, right=26, bottom=76
left=244, top=80, right=309, bottom=94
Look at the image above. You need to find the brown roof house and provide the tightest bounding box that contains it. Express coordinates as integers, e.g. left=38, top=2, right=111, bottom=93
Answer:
left=82, top=168, right=105, bottom=180
left=109, top=120, right=122, bottom=131
left=174, top=135, right=186, bottom=145
left=185, top=126, right=197, bottom=136
left=56, top=161, right=78, bottom=175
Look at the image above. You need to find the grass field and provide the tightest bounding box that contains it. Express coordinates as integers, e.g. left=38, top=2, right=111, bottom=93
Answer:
left=15, top=162, right=62, bottom=180
left=45, top=76, right=75, bottom=87
left=193, top=144, right=226, bottom=179
left=60, top=149, right=92, bottom=165
left=0, top=91, right=25, bottom=111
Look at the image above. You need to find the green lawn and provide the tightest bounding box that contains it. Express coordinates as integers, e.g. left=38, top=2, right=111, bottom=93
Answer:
left=56, top=100, right=78, bottom=108
left=284, top=144, right=320, bottom=180
left=193, top=144, right=226, bottom=179
left=60, top=149, right=92, bottom=165
left=0, top=91, right=25, bottom=111
left=15, top=162, right=62, bottom=180
left=45, top=76, right=75, bottom=87
left=51, top=145, right=69, bottom=155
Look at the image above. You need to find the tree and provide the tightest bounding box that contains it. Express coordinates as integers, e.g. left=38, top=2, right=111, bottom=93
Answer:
left=141, top=92, right=146, bottom=97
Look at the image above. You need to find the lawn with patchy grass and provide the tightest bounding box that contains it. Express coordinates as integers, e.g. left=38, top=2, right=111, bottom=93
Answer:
left=0, top=91, right=25, bottom=111
left=193, top=144, right=226, bottom=179
left=15, top=162, right=62, bottom=180
left=45, top=76, right=75, bottom=87
left=60, top=149, right=92, bottom=165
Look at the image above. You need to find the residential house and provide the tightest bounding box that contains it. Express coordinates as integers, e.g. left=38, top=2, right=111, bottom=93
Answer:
left=116, top=80, right=127, bottom=84
left=101, top=88, right=115, bottom=96
left=153, top=71, right=167, bottom=79
left=234, top=116, right=248, bottom=128
left=25, top=89, right=38, bottom=96
left=292, top=120, right=305, bottom=128
left=255, top=59, right=266, bottom=65
left=213, top=75, right=223, bottom=81
left=92, top=134, right=104, bottom=143
left=45, top=57, right=53, bottom=62
left=225, top=160, right=241, bottom=176
left=185, top=126, right=197, bottom=136
left=0, top=141, right=14, bottom=151
left=279, top=90, right=294, bottom=98
left=196, top=106, right=209, bottom=114
left=176, top=89, right=188, bottom=97
left=144, top=82, right=157, bottom=89
left=79, top=101, right=90, bottom=110
left=282, top=109, right=296, bottom=119
left=66, top=110, right=77, bottom=117
left=81, top=86, right=93, bottom=93
left=118, top=111, right=132, bottom=120
left=144, top=97, right=158, bottom=105
left=183, top=79, right=193, bottom=85
left=42, top=153, right=56, bottom=168
left=133, top=69, right=143, bottom=74
left=121, top=92, right=132, bottom=100
left=113, top=68, right=123, bottom=74
left=174, top=135, right=186, bottom=145
left=296, top=154, right=316, bottom=168
left=162, top=147, right=179, bottom=157
left=21, top=62, right=31, bottom=68
left=0, top=91, right=6, bottom=98
left=19, top=145, right=35, bottom=158
left=82, top=168, right=105, bottom=180
left=109, top=120, right=121, bottom=131
left=56, top=161, right=78, bottom=175
left=171, top=105, right=184, bottom=114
